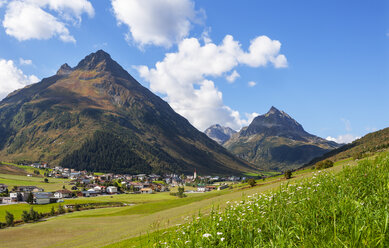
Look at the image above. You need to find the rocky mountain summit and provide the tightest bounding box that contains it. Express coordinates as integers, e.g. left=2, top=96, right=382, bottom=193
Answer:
left=224, top=107, right=340, bottom=171
left=204, top=124, right=237, bottom=144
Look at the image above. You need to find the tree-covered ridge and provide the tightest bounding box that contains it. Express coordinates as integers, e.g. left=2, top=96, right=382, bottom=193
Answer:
left=60, top=131, right=150, bottom=174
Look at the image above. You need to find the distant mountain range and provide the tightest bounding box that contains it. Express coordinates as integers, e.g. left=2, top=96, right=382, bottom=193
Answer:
left=0, top=50, right=256, bottom=175
left=206, top=107, right=341, bottom=171
left=204, top=124, right=237, bottom=145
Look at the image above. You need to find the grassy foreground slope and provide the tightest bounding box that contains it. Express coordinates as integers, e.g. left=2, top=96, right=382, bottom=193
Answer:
left=149, top=153, right=389, bottom=247
left=308, top=127, right=389, bottom=166
left=0, top=156, right=378, bottom=248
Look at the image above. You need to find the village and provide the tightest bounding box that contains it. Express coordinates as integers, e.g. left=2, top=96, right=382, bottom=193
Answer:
left=0, top=163, right=246, bottom=205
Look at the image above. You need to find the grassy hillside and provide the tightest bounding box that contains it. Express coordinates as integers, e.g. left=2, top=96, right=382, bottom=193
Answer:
left=307, top=127, right=389, bottom=166
left=0, top=155, right=364, bottom=248
left=151, top=152, right=389, bottom=247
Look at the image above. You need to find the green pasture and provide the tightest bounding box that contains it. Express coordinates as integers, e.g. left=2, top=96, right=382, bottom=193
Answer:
left=0, top=173, right=70, bottom=192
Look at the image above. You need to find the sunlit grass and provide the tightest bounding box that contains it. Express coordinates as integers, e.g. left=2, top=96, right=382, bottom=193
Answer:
left=151, top=153, right=389, bottom=247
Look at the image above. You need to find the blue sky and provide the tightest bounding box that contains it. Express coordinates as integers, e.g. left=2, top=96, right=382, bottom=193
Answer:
left=0, top=0, right=388, bottom=143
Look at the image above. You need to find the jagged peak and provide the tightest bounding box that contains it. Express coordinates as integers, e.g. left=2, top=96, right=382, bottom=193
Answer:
left=210, top=124, right=222, bottom=128
left=265, top=106, right=293, bottom=119
left=268, top=106, right=280, bottom=114
left=241, top=106, right=306, bottom=137
left=56, top=63, right=73, bottom=76
left=75, top=50, right=115, bottom=71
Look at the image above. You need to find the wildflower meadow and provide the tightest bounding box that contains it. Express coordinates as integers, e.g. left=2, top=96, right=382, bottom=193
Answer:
left=153, top=153, right=389, bottom=247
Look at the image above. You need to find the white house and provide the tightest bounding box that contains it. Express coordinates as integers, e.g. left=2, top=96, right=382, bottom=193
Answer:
left=1, top=197, right=17, bottom=204
left=106, top=186, right=117, bottom=194
left=140, top=188, right=153, bottom=194
left=197, top=186, right=210, bottom=192
left=93, top=186, right=102, bottom=193
left=54, top=189, right=72, bottom=199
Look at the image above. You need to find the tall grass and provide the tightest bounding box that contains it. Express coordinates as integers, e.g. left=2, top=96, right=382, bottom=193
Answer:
left=153, top=154, right=389, bottom=247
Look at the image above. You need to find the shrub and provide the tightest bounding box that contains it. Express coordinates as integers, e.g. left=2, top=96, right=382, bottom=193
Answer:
left=284, top=170, right=292, bottom=179
left=58, top=204, right=65, bottom=214
left=315, top=160, right=334, bottom=170
left=50, top=206, right=55, bottom=216
left=21, top=211, right=30, bottom=223
left=248, top=178, right=256, bottom=187
left=170, top=187, right=187, bottom=198
left=29, top=207, right=39, bottom=221
left=5, top=211, right=14, bottom=226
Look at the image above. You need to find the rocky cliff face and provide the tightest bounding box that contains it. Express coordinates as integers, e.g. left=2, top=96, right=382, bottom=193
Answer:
left=224, top=107, right=340, bottom=171
left=204, top=124, right=237, bottom=144
left=0, top=50, right=256, bottom=175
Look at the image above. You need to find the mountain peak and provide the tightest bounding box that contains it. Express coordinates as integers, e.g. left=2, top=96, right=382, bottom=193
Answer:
left=75, top=50, right=114, bottom=71
left=241, top=107, right=305, bottom=137
left=267, top=106, right=281, bottom=114
left=56, top=63, right=73, bottom=76
left=204, top=124, right=237, bottom=144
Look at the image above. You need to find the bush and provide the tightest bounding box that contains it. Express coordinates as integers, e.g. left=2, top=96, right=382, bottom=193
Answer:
left=248, top=178, right=256, bottom=187
left=284, top=170, right=292, bottom=179
left=315, top=160, right=334, bottom=170
left=170, top=187, right=187, bottom=198
left=5, top=211, right=14, bottom=226
left=29, top=207, right=39, bottom=221
left=50, top=206, right=56, bottom=216
left=22, top=211, right=30, bottom=223
left=58, top=204, right=65, bottom=214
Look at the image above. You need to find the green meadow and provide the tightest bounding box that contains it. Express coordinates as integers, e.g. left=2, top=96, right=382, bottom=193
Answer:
left=0, top=173, right=71, bottom=192
left=0, top=155, right=373, bottom=248
left=148, top=153, right=389, bottom=247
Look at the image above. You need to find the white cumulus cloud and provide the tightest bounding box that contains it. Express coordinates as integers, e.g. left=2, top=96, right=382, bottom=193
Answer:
left=2, top=0, right=94, bottom=43
left=137, top=35, right=287, bottom=131
left=0, top=59, right=39, bottom=100
left=111, top=0, right=201, bottom=48
left=326, top=134, right=360, bottom=144
left=248, top=81, right=257, bottom=87
left=19, top=58, right=32, bottom=65
left=239, top=36, right=288, bottom=68
left=226, top=70, right=240, bottom=83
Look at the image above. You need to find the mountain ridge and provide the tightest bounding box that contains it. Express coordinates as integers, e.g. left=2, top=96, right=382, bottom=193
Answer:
left=224, top=106, right=340, bottom=171
left=0, top=50, right=257, bottom=175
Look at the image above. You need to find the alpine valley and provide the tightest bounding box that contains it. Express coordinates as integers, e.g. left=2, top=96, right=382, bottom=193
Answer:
left=219, top=107, right=341, bottom=171
left=0, top=50, right=257, bottom=175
